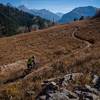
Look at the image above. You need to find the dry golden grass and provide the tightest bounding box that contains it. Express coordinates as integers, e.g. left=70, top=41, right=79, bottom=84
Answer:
left=0, top=23, right=84, bottom=65
left=0, top=18, right=100, bottom=99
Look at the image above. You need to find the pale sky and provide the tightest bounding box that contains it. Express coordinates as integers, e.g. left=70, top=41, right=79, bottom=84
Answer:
left=0, top=0, right=100, bottom=13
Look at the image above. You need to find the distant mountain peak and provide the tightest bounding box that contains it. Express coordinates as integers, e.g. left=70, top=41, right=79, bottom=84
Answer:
left=56, top=12, right=64, bottom=18
left=18, top=5, right=26, bottom=9
left=18, top=5, right=60, bottom=22
left=59, top=6, right=98, bottom=24
left=6, top=2, right=13, bottom=7
left=39, top=9, right=47, bottom=11
left=18, top=5, right=29, bottom=10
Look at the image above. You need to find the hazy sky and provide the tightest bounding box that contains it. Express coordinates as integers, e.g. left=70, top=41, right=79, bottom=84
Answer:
left=0, top=0, right=100, bottom=13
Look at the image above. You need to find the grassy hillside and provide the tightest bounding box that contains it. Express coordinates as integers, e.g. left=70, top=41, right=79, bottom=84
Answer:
left=0, top=4, right=53, bottom=37
left=0, top=17, right=100, bottom=99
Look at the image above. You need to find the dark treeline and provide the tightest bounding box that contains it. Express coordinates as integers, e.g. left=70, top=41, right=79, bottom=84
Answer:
left=0, top=4, right=53, bottom=37
left=92, top=9, right=100, bottom=19
left=93, top=9, right=100, bottom=18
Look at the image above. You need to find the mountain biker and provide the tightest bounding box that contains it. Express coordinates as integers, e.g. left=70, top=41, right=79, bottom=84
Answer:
left=27, top=56, right=36, bottom=70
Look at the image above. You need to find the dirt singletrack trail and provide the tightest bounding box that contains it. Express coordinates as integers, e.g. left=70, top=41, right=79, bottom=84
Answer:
left=24, top=27, right=93, bottom=80
left=72, top=27, right=92, bottom=49
left=0, top=27, right=92, bottom=84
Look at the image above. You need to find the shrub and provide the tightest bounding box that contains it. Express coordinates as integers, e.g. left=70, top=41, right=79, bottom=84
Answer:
left=51, top=61, right=66, bottom=73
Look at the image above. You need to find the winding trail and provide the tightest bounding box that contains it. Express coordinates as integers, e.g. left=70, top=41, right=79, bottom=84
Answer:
left=0, top=27, right=92, bottom=84
left=72, top=27, right=92, bottom=49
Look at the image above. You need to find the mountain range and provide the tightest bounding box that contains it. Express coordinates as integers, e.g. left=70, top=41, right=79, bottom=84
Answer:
left=18, top=5, right=61, bottom=22
left=0, top=4, right=53, bottom=37
left=18, top=5, right=99, bottom=24
left=59, top=6, right=98, bottom=23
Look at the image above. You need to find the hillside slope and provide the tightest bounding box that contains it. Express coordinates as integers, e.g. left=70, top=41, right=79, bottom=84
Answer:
left=0, top=4, right=53, bottom=37
left=0, top=18, right=100, bottom=99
